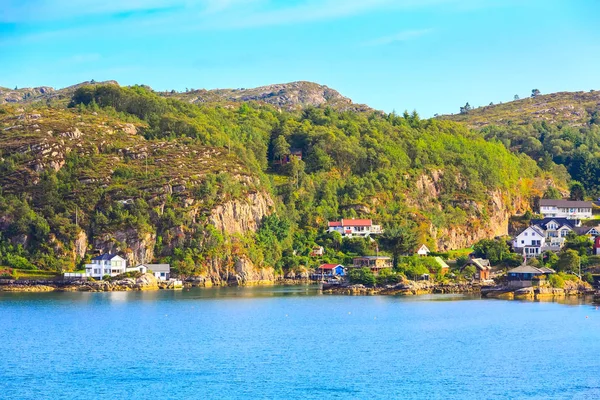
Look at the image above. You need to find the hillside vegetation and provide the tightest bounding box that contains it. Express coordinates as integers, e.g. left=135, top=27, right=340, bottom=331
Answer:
left=441, top=90, right=600, bottom=194
left=0, top=83, right=559, bottom=278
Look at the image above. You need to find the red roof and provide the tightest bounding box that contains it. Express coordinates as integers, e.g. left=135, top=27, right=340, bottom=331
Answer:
left=318, top=263, right=341, bottom=270
left=328, top=219, right=372, bottom=227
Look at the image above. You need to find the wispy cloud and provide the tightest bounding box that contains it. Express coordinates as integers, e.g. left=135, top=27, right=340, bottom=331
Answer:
left=362, top=29, right=433, bottom=46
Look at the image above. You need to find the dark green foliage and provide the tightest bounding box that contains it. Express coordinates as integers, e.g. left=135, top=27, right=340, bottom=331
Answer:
left=348, top=267, right=376, bottom=286
left=472, top=238, right=511, bottom=265
left=569, top=181, right=586, bottom=201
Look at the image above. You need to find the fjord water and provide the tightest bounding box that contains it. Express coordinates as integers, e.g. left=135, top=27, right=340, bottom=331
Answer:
left=1, top=287, right=600, bottom=400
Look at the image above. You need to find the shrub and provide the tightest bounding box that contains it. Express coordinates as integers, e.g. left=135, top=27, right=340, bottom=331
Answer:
left=348, top=267, right=376, bottom=286
left=548, top=274, right=565, bottom=288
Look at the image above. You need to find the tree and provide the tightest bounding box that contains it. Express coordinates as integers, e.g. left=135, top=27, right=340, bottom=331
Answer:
left=90, top=79, right=96, bottom=84
left=379, top=224, right=417, bottom=265
left=473, top=238, right=510, bottom=264
left=563, top=233, right=592, bottom=256
left=462, top=265, right=476, bottom=279
left=460, top=102, right=473, bottom=114
left=514, top=94, right=520, bottom=100
left=489, top=102, right=494, bottom=106
left=543, top=186, right=561, bottom=199
left=348, top=267, right=376, bottom=286
left=531, top=89, right=541, bottom=97
left=556, top=249, right=580, bottom=273
left=569, top=181, right=585, bottom=201
left=272, top=135, right=291, bottom=164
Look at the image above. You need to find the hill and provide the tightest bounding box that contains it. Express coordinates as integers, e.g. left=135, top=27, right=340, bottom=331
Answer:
left=440, top=90, right=600, bottom=128
left=440, top=90, right=600, bottom=195
left=1, top=80, right=372, bottom=112
left=0, top=83, right=560, bottom=281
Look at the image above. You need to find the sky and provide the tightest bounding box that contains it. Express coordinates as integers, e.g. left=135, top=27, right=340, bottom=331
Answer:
left=1, top=0, right=599, bottom=117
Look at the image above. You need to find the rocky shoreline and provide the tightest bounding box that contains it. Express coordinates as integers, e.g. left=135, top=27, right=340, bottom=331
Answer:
left=323, top=279, right=596, bottom=300
left=0, top=273, right=181, bottom=293
left=323, top=280, right=482, bottom=296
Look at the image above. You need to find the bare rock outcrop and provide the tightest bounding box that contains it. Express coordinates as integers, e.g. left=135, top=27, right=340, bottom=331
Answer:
left=209, top=192, right=274, bottom=235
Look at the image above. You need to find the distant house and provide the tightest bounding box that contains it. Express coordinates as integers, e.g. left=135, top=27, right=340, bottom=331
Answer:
left=574, top=226, right=600, bottom=237
left=539, top=199, right=592, bottom=220
left=512, top=218, right=578, bottom=256
left=275, top=148, right=303, bottom=166
left=84, top=254, right=127, bottom=279
left=512, top=226, right=545, bottom=257
left=327, top=219, right=383, bottom=238
left=506, top=265, right=554, bottom=288
left=316, top=263, right=346, bottom=277
left=432, top=257, right=450, bottom=275
left=310, top=246, right=324, bottom=257
left=465, top=258, right=492, bottom=281
left=416, top=244, right=430, bottom=256
left=352, top=256, right=392, bottom=275
left=594, top=237, right=600, bottom=256
left=138, top=264, right=171, bottom=280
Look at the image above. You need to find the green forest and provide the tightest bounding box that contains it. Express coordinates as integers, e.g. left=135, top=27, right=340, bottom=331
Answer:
left=0, top=84, right=564, bottom=276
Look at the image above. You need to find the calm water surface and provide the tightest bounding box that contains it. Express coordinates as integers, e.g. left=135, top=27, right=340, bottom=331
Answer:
left=1, top=286, right=599, bottom=399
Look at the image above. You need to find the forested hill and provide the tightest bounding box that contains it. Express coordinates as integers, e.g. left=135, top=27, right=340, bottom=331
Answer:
left=0, top=83, right=560, bottom=276
left=440, top=90, right=600, bottom=128
left=439, top=89, right=600, bottom=195
left=1, top=81, right=371, bottom=112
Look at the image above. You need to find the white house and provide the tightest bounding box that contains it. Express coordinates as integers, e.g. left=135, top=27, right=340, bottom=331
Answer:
left=539, top=199, right=593, bottom=220
left=137, top=264, right=171, bottom=280
left=416, top=244, right=430, bottom=256
left=84, top=254, right=127, bottom=279
left=512, top=226, right=545, bottom=257
left=513, top=218, right=578, bottom=256
left=327, top=219, right=382, bottom=238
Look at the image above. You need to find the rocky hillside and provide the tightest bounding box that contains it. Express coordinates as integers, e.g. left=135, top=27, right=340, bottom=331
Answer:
left=0, top=81, right=119, bottom=105
left=2, top=80, right=371, bottom=112
left=439, top=89, right=600, bottom=195
left=0, top=104, right=277, bottom=284
left=440, top=90, right=600, bottom=128
left=0, top=83, right=564, bottom=281
left=163, top=81, right=372, bottom=112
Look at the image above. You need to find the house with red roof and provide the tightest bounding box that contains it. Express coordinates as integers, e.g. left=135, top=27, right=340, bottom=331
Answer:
left=315, top=264, right=346, bottom=277
left=327, top=219, right=382, bottom=238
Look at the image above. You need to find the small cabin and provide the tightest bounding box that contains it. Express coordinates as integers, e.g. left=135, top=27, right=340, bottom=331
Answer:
left=352, top=256, right=392, bottom=275
left=316, top=264, right=345, bottom=277
left=416, top=244, right=430, bottom=256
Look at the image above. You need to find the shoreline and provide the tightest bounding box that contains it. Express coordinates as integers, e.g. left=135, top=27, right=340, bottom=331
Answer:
left=2, top=276, right=596, bottom=302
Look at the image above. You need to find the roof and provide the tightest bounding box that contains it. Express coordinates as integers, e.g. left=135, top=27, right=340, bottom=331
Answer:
left=468, top=258, right=491, bottom=270
left=530, top=218, right=577, bottom=230
left=139, top=264, right=170, bottom=272
left=328, top=219, right=373, bottom=227
left=540, top=199, right=592, bottom=208
left=417, top=244, right=430, bottom=252
left=434, top=257, right=450, bottom=270
left=91, top=254, right=121, bottom=261
left=507, top=265, right=544, bottom=274
left=538, top=267, right=556, bottom=274
left=353, top=256, right=391, bottom=260
left=318, top=263, right=343, bottom=270
left=516, top=226, right=545, bottom=238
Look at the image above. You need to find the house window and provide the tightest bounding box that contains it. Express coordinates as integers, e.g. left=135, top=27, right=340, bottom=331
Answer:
left=560, top=230, right=568, bottom=237
left=521, top=240, right=524, bottom=244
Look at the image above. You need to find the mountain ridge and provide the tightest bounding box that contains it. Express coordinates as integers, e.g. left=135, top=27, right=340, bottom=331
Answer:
left=0, top=80, right=372, bottom=112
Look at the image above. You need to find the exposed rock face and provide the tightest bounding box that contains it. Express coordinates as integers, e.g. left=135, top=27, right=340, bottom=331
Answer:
left=233, top=257, right=275, bottom=285
left=209, top=192, right=274, bottom=235
left=93, top=229, right=156, bottom=266
left=410, top=170, right=530, bottom=250
left=74, top=230, right=88, bottom=260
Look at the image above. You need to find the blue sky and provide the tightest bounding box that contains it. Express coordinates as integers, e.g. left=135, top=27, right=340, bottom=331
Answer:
left=1, top=0, right=599, bottom=116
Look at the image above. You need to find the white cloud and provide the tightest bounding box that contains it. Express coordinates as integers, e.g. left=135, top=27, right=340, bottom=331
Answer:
left=362, top=29, right=433, bottom=46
